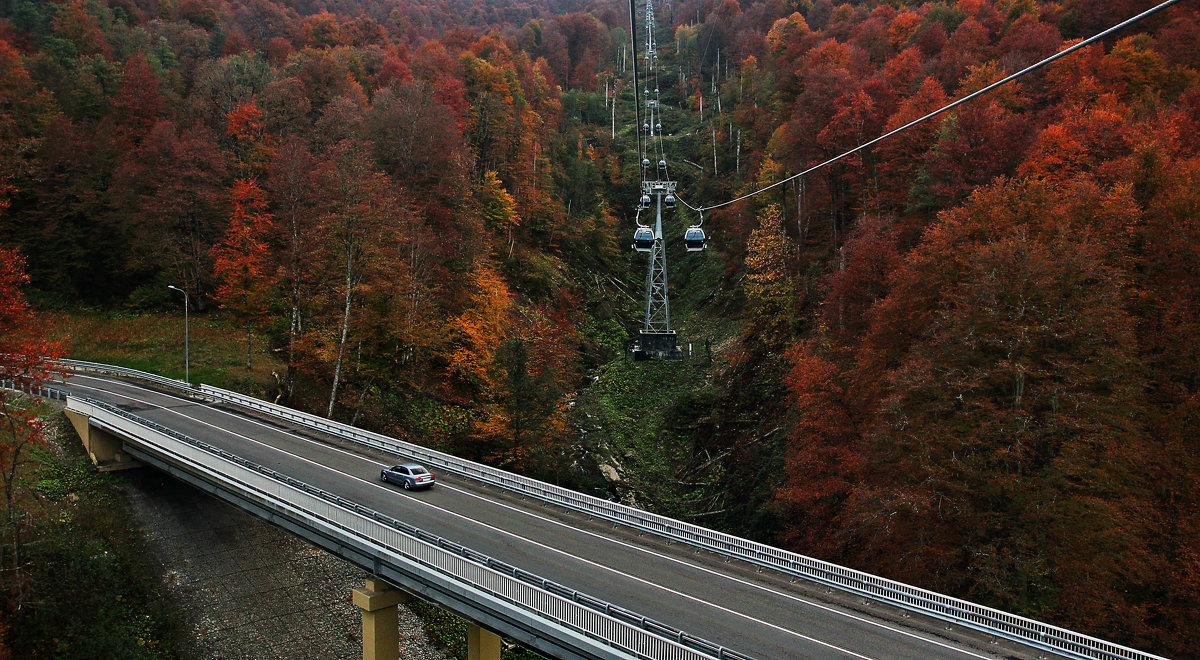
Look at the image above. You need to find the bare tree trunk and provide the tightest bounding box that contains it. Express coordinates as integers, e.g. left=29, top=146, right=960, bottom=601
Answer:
left=285, top=201, right=305, bottom=402
left=2, top=415, right=26, bottom=609
left=350, top=377, right=374, bottom=426
left=736, top=129, right=741, bottom=177
left=829, top=169, right=839, bottom=248
left=796, top=177, right=808, bottom=251
left=285, top=303, right=300, bottom=400
left=712, top=125, right=718, bottom=174
left=611, top=81, right=616, bottom=139
left=327, top=245, right=355, bottom=419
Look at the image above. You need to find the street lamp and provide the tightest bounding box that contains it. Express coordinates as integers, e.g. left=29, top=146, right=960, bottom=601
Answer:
left=167, top=285, right=190, bottom=384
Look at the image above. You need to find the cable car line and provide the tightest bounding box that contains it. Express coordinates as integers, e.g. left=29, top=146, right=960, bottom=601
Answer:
left=678, top=0, right=1185, bottom=214
left=628, top=0, right=644, bottom=173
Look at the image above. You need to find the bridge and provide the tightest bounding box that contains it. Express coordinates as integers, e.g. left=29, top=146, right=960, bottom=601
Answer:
left=5, top=360, right=1167, bottom=660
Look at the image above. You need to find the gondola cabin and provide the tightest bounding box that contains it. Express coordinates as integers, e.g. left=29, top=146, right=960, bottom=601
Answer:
left=633, top=227, right=654, bottom=252
left=639, top=194, right=651, bottom=209
left=663, top=194, right=676, bottom=210
left=684, top=226, right=706, bottom=252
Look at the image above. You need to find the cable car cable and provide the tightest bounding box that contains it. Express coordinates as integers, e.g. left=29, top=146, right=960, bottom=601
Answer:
left=684, top=0, right=1186, bottom=214
left=628, top=0, right=644, bottom=168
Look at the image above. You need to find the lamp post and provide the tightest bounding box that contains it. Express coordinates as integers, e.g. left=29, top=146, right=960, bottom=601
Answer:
left=167, top=285, right=190, bottom=384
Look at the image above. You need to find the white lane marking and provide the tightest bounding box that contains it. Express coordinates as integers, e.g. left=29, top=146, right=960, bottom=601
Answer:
left=67, top=375, right=995, bottom=659
left=434, top=483, right=998, bottom=660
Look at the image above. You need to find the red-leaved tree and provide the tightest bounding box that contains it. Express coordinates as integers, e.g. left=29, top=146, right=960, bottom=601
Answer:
left=0, top=246, right=66, bottom=607
left=213, top=179, right=275, bottom=369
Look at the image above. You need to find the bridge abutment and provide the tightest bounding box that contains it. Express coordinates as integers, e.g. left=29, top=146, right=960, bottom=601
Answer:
left=63, top=409, right=140, bottom=471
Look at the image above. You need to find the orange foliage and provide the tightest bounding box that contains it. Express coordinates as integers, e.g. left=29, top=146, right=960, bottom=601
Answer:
left=302, top=11, right=342, bottom=49
left=225, top=102, right=277, bottom=178
left=213, top=179, right=274, bottom=332
left=887, top=10, right=921, bottom=49
left=50, top=0, right=110, bottom=57
left=2, top=0, right=1200, bottom=652
left=447, top=262, right=513, bottom=394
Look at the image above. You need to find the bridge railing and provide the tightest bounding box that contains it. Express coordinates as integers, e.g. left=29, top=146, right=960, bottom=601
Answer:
left=51, top=361, right=1168, bottom=660
left=65, top=394, right=752, bottom=660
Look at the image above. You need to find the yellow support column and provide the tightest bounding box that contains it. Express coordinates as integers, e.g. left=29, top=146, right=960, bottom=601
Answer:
left=351, top=578, right=408, bottom=660
left=467, top=623, right=501, bottom=660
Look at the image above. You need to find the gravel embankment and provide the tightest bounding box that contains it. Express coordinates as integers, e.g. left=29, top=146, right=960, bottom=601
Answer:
left=122, top=470, right=453, bottom=660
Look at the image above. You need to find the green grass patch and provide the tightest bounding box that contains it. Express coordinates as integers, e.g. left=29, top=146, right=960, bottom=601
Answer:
left=49, top=311, right=284, bottom=397
left=29, top=447, right=111, bottom=503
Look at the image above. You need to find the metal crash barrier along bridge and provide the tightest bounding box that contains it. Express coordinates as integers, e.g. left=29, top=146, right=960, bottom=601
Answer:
left=3, top=360, right=1170, bottom=660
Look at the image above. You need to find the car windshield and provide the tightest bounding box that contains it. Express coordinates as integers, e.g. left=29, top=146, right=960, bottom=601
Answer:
left=410, top=467, right=428, bottom=475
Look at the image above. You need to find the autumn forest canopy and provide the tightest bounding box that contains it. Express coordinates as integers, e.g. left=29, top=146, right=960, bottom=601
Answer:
left=2, top=0, right=1200, bottom=656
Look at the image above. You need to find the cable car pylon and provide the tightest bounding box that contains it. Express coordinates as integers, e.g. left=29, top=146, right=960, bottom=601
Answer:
left=632, top=179, right=681, bottom=360
left=627, top=0, right=700, bottom=361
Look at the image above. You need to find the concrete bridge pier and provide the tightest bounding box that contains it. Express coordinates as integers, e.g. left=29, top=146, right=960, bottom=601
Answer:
left=467, top=623, right=501, bottom=660
left=352, top=577, right=501, bottom=660
left=352, top=578, right=408, bottom=660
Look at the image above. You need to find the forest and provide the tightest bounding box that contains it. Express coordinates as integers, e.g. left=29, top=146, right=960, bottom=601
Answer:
left=1, top=0, right=1198, bottom=657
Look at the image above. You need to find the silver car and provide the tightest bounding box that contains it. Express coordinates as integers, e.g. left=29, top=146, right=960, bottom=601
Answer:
left=380, top=463, right=435, bottom=490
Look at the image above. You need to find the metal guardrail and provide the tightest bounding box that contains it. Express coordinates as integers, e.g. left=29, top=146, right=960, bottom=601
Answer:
left=49, top=360, right=1169, bottom=660
left=1, top=378, right=68, bottom=401
left=56, top=358, right=193, bottom=392
left=67, top=395, right=751, bottom=660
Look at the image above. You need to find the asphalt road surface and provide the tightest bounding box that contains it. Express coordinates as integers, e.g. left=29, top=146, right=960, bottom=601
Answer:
left=59, top=373, right=1053, bottom=660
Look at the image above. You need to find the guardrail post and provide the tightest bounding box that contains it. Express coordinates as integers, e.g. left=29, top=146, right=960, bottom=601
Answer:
left=351, top=577, right=409, bottom=660
left=467, top=623, right=501, bottom=660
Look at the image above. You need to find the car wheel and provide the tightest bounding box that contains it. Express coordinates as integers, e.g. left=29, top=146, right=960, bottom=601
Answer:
left=381, top=472, right=387, bottom=482
left=403, top=481, right=412, bottom=490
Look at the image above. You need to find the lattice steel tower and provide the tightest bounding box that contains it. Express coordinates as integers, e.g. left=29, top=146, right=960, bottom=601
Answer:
left=642, top=181, right=673, bottom=334
left=634, top=180, right=681, bottom=359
